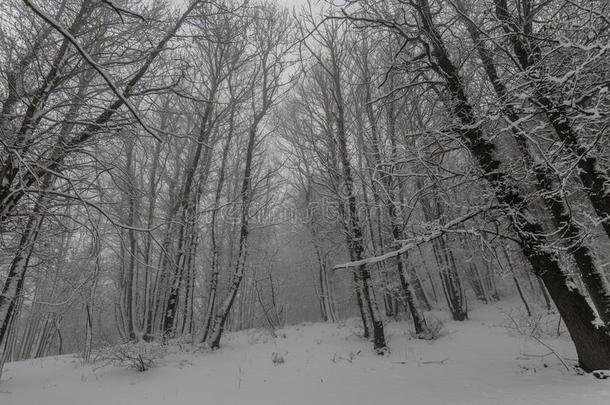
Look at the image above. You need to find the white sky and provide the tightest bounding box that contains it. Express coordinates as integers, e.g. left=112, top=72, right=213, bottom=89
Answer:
left=278, top=0, right=310, bottom=6
left=277, top=0, right=323, bottom=11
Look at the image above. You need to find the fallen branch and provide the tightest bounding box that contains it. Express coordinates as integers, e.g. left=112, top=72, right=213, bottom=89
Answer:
left=532, top=336, right=571, bottom=372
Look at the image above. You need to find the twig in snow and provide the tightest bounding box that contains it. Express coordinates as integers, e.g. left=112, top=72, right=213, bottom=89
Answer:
left=532, top=336, right=571, bottom=371
left=419, top=358, right=448, bottom=365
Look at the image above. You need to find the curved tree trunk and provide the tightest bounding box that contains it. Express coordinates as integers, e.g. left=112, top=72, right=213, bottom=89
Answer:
left=459, top=4, right=610, bottom=325
left=414, top=0, right=610, bottom=370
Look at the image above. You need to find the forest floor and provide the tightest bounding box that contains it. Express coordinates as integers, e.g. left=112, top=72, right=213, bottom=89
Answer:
left=2, top=303, right=610, bottom=404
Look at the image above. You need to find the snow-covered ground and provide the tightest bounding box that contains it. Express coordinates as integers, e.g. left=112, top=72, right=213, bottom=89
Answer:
left=3, top=304, right=610, bottom=405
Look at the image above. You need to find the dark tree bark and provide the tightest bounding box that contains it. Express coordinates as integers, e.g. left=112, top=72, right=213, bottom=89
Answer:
left=493, top=0, right=610, bottom=241
left=457, top=2, right=610, bottom=326
left=412, top=0, right=610, bottom=371
left=0, top=194, right=47, bottom=371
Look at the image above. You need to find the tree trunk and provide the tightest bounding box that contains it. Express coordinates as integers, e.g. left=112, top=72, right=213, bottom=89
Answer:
left=330, top=44, right=387, bottom=353
left=0, top=203, right=46, bottom=375
left=415, top=0, right=610, bottom=370
left=202, top=106, right=235, bottom=342
left=460, top=5, right=610, bottom=325
left=493, top=0, right=610, bottom=241
left=206, top=107, right=262, bottom=348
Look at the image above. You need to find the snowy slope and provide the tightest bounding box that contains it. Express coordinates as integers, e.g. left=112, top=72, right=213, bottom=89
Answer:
left=2, top=305, right=610, bottom=405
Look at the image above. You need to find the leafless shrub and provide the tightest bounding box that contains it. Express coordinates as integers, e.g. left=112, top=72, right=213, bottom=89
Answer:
left=500, top=308, right=564, bottom=338
left=330, top=350, right=361, bottom=363
left=93, top=341, right=166, bottom=372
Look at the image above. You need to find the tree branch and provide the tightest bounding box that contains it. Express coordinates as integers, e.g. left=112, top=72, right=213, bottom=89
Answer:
left=23, top=0, right=162, bottom=142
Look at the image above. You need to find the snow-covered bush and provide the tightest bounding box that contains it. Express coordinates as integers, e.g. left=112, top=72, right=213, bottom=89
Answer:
left=272, top=352, right=286, bottom=365
left=411, top=316, right=446, bottom=340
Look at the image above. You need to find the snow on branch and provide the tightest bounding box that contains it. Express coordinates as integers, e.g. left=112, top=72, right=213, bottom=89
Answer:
left=23, top=0, right=162, bottom=142
left=101, top=0, right=148, bottom=23
left=332, top=206, right=493, bottom=270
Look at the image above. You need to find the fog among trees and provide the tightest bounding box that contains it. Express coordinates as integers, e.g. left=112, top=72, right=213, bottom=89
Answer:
left=1, top=0, right=610, bottom=401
